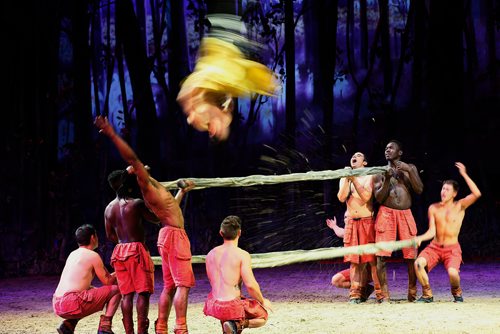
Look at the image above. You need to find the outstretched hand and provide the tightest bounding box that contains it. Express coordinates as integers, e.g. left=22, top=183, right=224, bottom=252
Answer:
left=326, top=217, right=337, bottom=230
left=455, top=162, right=467, bottom=176
left=94, top=116, right=115, bottom=137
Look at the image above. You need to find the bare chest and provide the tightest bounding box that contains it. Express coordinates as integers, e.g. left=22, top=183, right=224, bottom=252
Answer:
left=435, top=206, right=465, bottom=231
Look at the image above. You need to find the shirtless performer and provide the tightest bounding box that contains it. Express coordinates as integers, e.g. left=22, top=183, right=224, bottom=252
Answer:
left=327, top=213, right=374, bottom=301
left=52, top=224, right=121, bottom=334
left=105, top=170, right=160, bottom=333
left=95, top=115, right=195, bottom=334
left=332, top=152, right=380, bottom=303
left=414, top=162, right=481, bottom=302
left=204, top=215, right=272, bottom=334
left=373, top=140, right=423, bottom=302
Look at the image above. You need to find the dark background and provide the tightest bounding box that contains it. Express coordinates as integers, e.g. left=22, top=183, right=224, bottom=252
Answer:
left=2, top=0, right=499, bottom=277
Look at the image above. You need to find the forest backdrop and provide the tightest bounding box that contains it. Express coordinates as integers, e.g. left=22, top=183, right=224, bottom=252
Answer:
left=2, top=0, right=500, bottom=277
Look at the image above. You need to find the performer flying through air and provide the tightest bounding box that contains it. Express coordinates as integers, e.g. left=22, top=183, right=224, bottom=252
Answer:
left=176, top=1, right=279, bottom=140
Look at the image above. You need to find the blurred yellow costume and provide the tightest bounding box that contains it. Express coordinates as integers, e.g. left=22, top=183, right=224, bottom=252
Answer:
left=177, top=37, right=278, bottom=140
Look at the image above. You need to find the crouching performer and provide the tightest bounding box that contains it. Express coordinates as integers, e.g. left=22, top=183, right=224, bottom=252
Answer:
left=52, top=224, right=121, bottom=334
left=414, top=162, right=481, bottom=303
left=204, top=215, right=272, bottom=334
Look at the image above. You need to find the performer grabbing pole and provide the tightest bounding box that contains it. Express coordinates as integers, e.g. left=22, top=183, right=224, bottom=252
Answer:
left=333, top=152, right=381, bottom=303
left=373, top=140, right=424, bottom=303
left=95, top=116, right=195, bottom=334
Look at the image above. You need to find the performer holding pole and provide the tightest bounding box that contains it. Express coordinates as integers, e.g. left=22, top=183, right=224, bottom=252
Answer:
left=329, top=152, right=381, bottom=303
left=373, top=140, right=423, bottom=303
left=95, top=116, right=195, bottom=334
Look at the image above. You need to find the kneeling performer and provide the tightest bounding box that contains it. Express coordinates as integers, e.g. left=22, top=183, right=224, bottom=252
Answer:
left=204, top=216, right=272, bottom=334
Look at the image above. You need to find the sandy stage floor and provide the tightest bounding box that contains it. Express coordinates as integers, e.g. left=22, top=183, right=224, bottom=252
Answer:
left=1, top=261, right=500, bottom=334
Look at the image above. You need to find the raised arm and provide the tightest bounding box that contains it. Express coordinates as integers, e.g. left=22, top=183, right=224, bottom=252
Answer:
left=94, top=116, right=151, bottom=190
left=456, top=162, right=481, bottom=209
left=415, top=205, right=437, bottom=246
left=92, top=252, right=117, bottom=286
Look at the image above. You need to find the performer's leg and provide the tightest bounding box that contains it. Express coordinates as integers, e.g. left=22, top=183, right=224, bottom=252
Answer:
left=448, top=268, right=463, bottom=302
left=415, top=257, right=433, bottom=302
left=359, top=262, right=368, bottom=286
left=104, top=287, right=121, bottom=317
left=407, top=259, right=417, bottom=302
left=99, top=288, right=121, bottom=333
left=137, top=292, right=151, bottom=334
left=359, top=262, right=374, bottom=302
left=247, top=318, right=265, bottom=328
left=331, top=271, right=350, bottom=289
left=223, top=319, right=250, bottom=334
left=368, top=261, right=382, bottom=301
left=349, top=262, right=362, bottom=303
left=173, top=286, right=190, bottom=334
left=376, top=256, right=390, bottom=302
left=57, top=318, right=79, bottom=334
left=121, top=293, right=135, bottom=334
left=156, top=286, right=175, bottom=334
